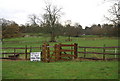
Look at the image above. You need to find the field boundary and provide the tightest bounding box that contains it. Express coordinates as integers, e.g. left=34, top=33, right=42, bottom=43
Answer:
left=1, top=43, right=120, bottom=61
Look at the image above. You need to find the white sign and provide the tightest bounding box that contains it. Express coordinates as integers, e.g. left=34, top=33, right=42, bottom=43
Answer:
left=30, top=52, right=41, bottom=61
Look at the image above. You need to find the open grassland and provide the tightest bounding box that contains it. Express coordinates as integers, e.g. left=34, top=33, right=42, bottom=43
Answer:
left=2, top=61, right=118, bottom=79
left=2, top=36, right=118, bottom=47
left=2, top=35, right=119, bottom=79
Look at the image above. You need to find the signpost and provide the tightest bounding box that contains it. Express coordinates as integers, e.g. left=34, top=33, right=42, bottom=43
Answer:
left=30, top=52, right=41, bottom=61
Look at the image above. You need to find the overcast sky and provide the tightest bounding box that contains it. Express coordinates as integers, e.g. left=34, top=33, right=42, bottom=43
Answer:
left=0, top=0, right=116, bottom=28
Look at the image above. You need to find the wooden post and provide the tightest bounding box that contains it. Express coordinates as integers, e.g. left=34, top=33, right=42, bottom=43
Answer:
left=42, top=43, right=47, bottom=62
left=45, top=43, right=48, bottom=62
left=54, top=44, right=60, bottom=61
left=74, top=43, right=78, bottom=59
left=42, top=45, right=44, bottom=62
left=14, top=48, right=16, bottom=58
left=25, top=45, right=27, bottom=60
left=54, top=44, right=57, bottom=61
left=71, top=43, right=73, bottom=55
left=103, top=44, right=106, bottom=60
left=59, top=43, right=62, bottom=60
left=29, top=46, right=32, bottom=60
left=84, top=48, right=86, bottom=58
left=2, top=53, right=4, bottom=58
left=42, top=44, right=45, bottom=62
left=56, top=43, right=61, bottom=60
left=47, top=44, right=50, bottom=62
left=115, top=48, right=117, bottom=59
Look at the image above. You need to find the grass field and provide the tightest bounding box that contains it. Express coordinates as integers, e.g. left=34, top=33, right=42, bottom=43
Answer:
left=2, top=35, right=118, bottom=47
left=2, top=61, right=118, bottom=79
left=2, top=35, right=119, bottom=79
left=2, top=36, right=119, bottom=59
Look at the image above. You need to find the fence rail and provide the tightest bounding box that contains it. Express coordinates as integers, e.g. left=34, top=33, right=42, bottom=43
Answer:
left=0, top=44, right=120, bottom=61
left=0, top=47, right=41, bottom=49
left=1, top=53, right=29, bottom=54
left=77, top=52, right=119, bottom=55
left=1, top=46, right=119, bottom=49
left=78, top=46, right=120, bottom=48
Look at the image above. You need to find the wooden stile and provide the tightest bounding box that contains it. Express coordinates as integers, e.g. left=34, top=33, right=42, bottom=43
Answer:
left=41, top=43, right=78, bottom=62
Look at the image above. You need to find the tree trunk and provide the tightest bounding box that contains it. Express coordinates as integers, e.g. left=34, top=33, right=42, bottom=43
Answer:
left=50, top=32, right=56, bottom=42
left=67, top=35, right=72, bottom=41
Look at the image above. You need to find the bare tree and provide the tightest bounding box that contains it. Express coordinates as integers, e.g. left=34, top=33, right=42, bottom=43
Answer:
left=28, top=14, right=39, bottom=26
left=42, top=3, right=62, bottom=42
left=104, top=1, right=120, bottom=26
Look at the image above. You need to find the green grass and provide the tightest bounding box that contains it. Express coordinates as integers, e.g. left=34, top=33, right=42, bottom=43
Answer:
left=2, top=36, right=118, bottom=47
left=2, top=61, right=118, bottom=79
left=2, top=35, right=119, bottom=79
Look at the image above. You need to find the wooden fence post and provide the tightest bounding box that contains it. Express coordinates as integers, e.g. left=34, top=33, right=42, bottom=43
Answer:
left=54, top=44, right=57, bottom=61
left=56, top=43, right=61, bottom=60
left=42, top=43, right=47, bottom=62
left=25, top=45, right=27, bottom=60
left=54, top=44, right=61, bottom=61
left=74, top=43, right=78, bottom=59
left=71, top=43, right=73, bottom=55
left=29, top=46, right=32, bottom=60
left=42, top=43, right=45, bottom=62
left=2, top=53, right=4, bottom=58
left=14, top=48, right=16, bottom=58
left=59, top=43, right=62, bottom=60
left=42, top=45, right=44, bottom=62
left=103, top=44, right=106, bottom=60
left=47, top=44, right=50, bottom=62
left=84, top=48, right=86, bottom=58
left=115, top=48, right=117, bottom=59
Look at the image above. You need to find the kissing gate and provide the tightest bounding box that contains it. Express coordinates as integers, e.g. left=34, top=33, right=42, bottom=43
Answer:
left=41, top=43, right=78, bottom=62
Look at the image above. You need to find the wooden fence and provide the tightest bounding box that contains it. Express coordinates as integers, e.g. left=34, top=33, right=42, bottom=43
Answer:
left=1, top=46, right=42, bottom=60
left=0, top=43, right=120, bottom=61
left=78, top=46, right=120, bottom=60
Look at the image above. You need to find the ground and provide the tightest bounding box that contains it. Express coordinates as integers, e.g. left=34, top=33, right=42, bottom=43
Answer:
left=2, top=61, right=118, bottom=79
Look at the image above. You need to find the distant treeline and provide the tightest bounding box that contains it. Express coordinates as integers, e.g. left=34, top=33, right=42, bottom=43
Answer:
left=1, top=18, right=120, bottom=39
